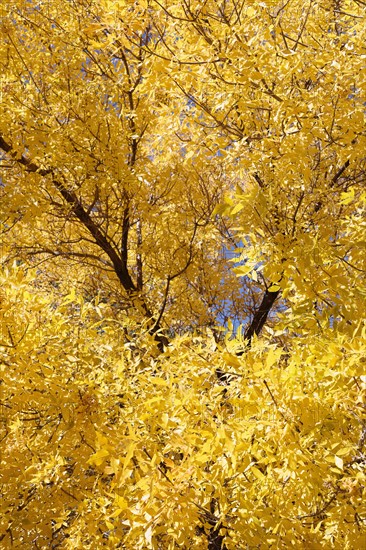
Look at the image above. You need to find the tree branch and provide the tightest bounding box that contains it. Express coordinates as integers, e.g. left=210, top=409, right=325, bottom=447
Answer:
left=0, top=135, right=169, bottom=351
left=121, top=203, right=130, bottom=276
left=331, top=159, right=350, bottom=186
left=136, top=218, right=143, bottom=290
left=0, top=135, right=137, bottom=292
left=243, top=287, right=280, bottom=346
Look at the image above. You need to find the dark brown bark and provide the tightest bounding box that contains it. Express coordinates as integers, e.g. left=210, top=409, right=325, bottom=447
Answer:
left=243, top=287, right=280, bottom=345
left=208, top=525, right=227, bottom=550
left=52, top=179, right=137, bottom=293
left=331, top=159, right=350, bottom=186
left=216, top=287, right=280, bottom=382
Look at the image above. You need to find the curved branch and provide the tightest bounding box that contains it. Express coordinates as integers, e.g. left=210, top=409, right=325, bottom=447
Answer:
left=0, top=135, right=172, bottom=351
left=0, top=135, right=137, bottom=292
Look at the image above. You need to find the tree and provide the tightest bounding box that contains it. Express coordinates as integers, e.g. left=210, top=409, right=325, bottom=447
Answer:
left=0, top=0, right=256, bottom=344
left=1, top=0, right=365, bottom=548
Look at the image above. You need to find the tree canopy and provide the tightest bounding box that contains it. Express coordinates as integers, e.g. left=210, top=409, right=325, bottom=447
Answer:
left=1, top=1, right=365, bottom=548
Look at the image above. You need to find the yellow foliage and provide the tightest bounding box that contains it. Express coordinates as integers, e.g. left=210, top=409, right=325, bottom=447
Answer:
left=1, top=0, right=366, bottom=548
left=1, top=266, right=365, bottom=548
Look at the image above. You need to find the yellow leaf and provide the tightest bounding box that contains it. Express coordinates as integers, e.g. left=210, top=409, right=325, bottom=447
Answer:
left=334, top=456, right=343, bottom=470
left=336, top=447, right=352, bottom=456
left=151, top=377, right=168, bottom=386
left=268, top=284, right=281, bottom=292
left=87, top=449, right=109, bottom=467
left=223, top=352, right=241, bottom=368
left=114, top=495, right=128, bottom=510
left=231, top=203, right=245, bottom=215
left=266, top=348, right=282, bottom=369
left=251, top=466, right=265, bottom=480
left=233, top=264, right=252, bottom=277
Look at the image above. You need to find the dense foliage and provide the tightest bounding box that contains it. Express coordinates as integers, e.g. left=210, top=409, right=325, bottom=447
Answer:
left=1, top=266, right=365, bottom=549
left=1, top=0, right=365, bottom=548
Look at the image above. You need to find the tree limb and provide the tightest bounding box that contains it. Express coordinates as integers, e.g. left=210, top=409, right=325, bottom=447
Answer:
left=242, top=287, right=280, bottom=346
left=0, top=135, right=170, bottom=350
